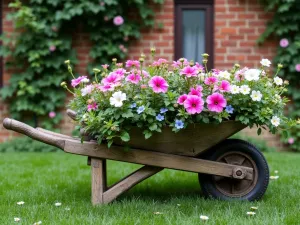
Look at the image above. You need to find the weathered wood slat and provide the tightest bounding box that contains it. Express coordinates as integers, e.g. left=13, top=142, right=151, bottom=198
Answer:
left=36, top=127, right=78, bottom=141
left=64, top=140, right=253, bottom=180
left=103, top=166, right=163, bottom=203
left=91, top=158, right=107, bottom=205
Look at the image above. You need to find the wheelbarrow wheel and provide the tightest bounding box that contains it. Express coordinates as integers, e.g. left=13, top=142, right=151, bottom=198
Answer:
left=198, top=139, right=269, bottom=201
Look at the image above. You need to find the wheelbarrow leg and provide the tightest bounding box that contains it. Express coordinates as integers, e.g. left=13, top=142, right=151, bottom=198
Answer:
left=91, top=158, right=107, bottom=205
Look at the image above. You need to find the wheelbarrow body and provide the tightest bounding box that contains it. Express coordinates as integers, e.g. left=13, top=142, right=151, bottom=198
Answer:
left=2, top=114, right=269, bottom=205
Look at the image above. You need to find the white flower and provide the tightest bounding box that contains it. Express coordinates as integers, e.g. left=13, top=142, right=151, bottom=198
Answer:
left=153, top=212, right=163, bottom=215
left=266, top=81, right=272, bottom=87
left=275, top=170, right=278, bottom=174
left=250, top=206, right=258, bottom=210
left=14, top=217, right=21, bottom=222
left=81, top=85, right=94, bottom=96
left=240, top=85, right=251, bottom=95
left=200, top=215, right=209, bottom=221
left=246, top=212, right=256, bottom=216
left=274, top=76, right=283, bottom=85
left=109, top=91, right=126, bottom=107
left=271, top=116, right=280, bottom=127
left=81, top=78, right=90, bottom=83
left=245, top=69, right=260, bottom=81
left=65, top=207, right=71, bottom=211
left=177, top=204, right=181, bottom=206
left=270, top=175, right=279, bottom=180
left=250, top=90, right=262, bottom=101
left=33, top=221, right=42, bottom=225
left=17, top=201, right=25, bottom=205
left=230, top=85, right=240, bottom=94
left=260, top=58, right=271, bottom=67
left=55, top=202, right=62, bottom=207
left=219, top=71, right=231, bottom=80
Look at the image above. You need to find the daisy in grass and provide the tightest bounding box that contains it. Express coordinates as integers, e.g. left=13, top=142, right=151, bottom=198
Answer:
left=14, top=217, right=21, bottom=222
left=250, top=90, right=262, bottom=102
left=246, top=212, right=256, bottom=216
left=184, top=95, right=204, bottom=114
left=206, top=93, right=227, bottom=113
left=55, top=202, right=62, bottom=207
left=17, top=201, right=25, bottom=205
left=109, top=91, right=126, bottom=107
left=148, top=76, right=169, bottom=93
left=200, top=215, right=209, bottom=221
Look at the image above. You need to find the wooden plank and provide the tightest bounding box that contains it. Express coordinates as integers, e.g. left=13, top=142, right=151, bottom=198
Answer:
left=103, top=166, right=163, bottom=203
left=113, top=121, right=246, bottom=156
left=64, top=140, right=253, bottom=180
left=91, top=158, right=107, bottom=205
left=36, top=127, right=78, bottom=141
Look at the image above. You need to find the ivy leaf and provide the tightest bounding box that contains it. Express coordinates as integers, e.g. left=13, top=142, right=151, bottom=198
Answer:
left=257, top=128, right=262, bottom=136
left=149, top=123, right=158, bottom=131
left=143, top=130, right=152, bottom=139
left=120, top=131, right=130, bottom=142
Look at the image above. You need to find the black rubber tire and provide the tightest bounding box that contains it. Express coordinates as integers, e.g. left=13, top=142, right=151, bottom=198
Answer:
left=198, top=139, right=269, bottom=201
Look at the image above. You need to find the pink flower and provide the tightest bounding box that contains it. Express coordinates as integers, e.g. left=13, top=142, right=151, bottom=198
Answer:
left=49, top=111, right=56, bottom=118
left=280, top=38, right=289, bottom=48
left=71, top=76, right=88, bottom=87
left=204, top=76, right=218, bottom=85
left=113, top=16, right=124, bottom=26
left=102, top=64, right=109, bottom=69
left=234, top=67, right=248, bottom=81
left=125, top=60, right=140, bottom=68
left=148, top=76, right=169, bottom=93
left=295, top=64, right=300, bottom=72
left=172, top=58, right=189, bottom=68
left=116, top=63, right=123, bottom=67
left=126, top=73, right=142, bottom=84
left=206, top=93, right=227, bottom=113
left=183, top=95, right=204, bottom=114
left=180, top=66, right=198, bottom=77
left=177, top=94, right=188, bottom=105
left=102, top=73, right=122, bottom=86
left=195, top=62, right=204, bottom=72
left=218, top=80, right=231, bottom=92
left=113, top=68, right=126, bottom=78
left=212, top=69, right=221, bottom=76
left=87, top=102, right=98, bottom=112
left=97, top=84, right=114, bottom=92
left=138, top=70, right=150, bottom=78
left=288, top=138, right=294, bottom=144
left=153, top=58, right=168, bottom=66
left=189, top=86, right=203, bottom=97
left=49, top=45, right=56, bottom=52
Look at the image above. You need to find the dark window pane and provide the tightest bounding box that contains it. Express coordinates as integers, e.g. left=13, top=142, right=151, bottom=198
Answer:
left=182, top=10, right=205, bottom=62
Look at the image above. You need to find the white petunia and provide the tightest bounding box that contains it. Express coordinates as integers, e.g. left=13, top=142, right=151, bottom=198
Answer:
left=200, top=215, right=209, bottom=221
left=81, top=78, right=90, bottom=83
left=33, top=221, right=42, bottom=225
left=250, top=206, right=258, bottom=210
left=17, top=201, right=25, bottom=205
left=14, top=217, right=21, bottom=222
left=230, top=85, right=240, bottom=94
left=274, top=76, right=283, bottom=85
left=246, top=212, right=256, bottom=216
left=250, top=90, right=262, bottom=101
left=81, top=85, right=94, bottom=96
left=270, top=175, right=279, bottom=180
left=219, top=71, right=231, bottom=80
left=109, top=91, right=127, bottom=107
left=260, top=58, right=271, bottom=67
left=245, top=69, right=260, bottom=81
left=271, top=116, right=280, bottom=127
left=240, top=85, right=251, bottom=95
left=55, top=202, right=62, bottom=207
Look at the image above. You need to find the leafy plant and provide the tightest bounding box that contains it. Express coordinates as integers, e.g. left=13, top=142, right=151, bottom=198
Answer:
left=0, top=0, right=164, bottom=129
left=65, top=53, right=296, bottom=147
left=258, top=0, right=300, bottom=151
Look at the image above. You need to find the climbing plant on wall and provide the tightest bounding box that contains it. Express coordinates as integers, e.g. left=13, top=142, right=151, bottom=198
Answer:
left=0, top=0, right=163, bottom=129
left=258, top=0, right=300, bottom=151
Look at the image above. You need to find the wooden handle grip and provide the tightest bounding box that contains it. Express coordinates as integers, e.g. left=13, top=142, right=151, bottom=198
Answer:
left=66, top=109, right=77, bottom=121
left=3, top=118, right=65, bottom=150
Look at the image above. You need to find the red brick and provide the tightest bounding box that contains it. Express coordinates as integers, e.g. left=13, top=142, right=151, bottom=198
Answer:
left=220, top=27, right=237, bottom=35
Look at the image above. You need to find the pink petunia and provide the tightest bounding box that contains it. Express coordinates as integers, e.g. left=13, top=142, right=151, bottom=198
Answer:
left=189, top=86, right=203, bottom=97
left=218, top=80, right=231, bottom=92
left=234, top=67, right=248, bottom=81
left=288, top=138, right=294, bottom=144
left=71, top=76, right=88, bottom=87
left=49, top=45, right=56, bottom=52
left=204, top=76, right=218, bottom=85
left=49, top=111, right=56, bottom=118
left=113, top=16, right=124, bottom=26
left=295, top=64, right=300, bottom=72
left=180, top=66, right=198, bottom=77
left=87, top=102, right=98, bottom=112
left=212, top=69, right=221, bottom=76
left=113, top=68, right=126, bottom=78
left=148, top=76, right=169, bottom=93
left=97, top=84, right=114, bottom=92
left=125, top=60, right=140, bottom=68
left=177, top=94, right=188, bottom=105
left=172, top=58, right=189, bottom=68
left=194, top=62, right=204, bottom=72
left=280, top=38, right=289, bottom=48
left=126, top=73, right=142, bottom=84
left=183, top=95, right=204, bottom=114
left=206, top=93, right=227, bottom=113
left=102, top=73, right=122, bottom=86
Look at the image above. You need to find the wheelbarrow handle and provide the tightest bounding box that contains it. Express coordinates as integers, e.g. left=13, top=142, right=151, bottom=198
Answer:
left=66, top=109, right=77, bottom=121
left=3, top=118, right=65, bottom=150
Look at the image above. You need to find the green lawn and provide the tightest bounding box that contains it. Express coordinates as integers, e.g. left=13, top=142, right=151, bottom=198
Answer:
left=1, top=152, right=299, bottom=225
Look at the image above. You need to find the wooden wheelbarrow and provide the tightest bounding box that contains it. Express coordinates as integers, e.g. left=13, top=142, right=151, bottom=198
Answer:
left=2, top=111, right=269, bottom=204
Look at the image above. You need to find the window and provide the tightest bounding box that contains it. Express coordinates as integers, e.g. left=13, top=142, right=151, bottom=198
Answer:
left=175, top=0, right=214, bottom=69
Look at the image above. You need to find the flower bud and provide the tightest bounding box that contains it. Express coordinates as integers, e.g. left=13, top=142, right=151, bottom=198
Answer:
left=87, top=99, right=93, bottom=104
left=64, top=60, right=70, bottom=64
left=173, top=103, right=178, bottom=108
left=202, top=53, right=209, bottom=58
left=116, top=63, right=123, bottom=68
left=112, top=58, right=117, bottom=63
left=60, top=81, right=67, bottom=87
left=150, top=47, right=156, bottom=53
left=284, top=80, right=289, bottom=85
left=234, top=64, right=240, bottom=69
left=140, top=53, right=145, bottom=58
left=189, top=60, right=194, bottom=66
left=93, top=68, right=101, bottom=73
left=179, top=58, right=185, bottom=63
left=277, top=63, right=283, bottom=69
left=202, top=59, right=208, bottom=64
left=139, top=57, right=145, bottom=63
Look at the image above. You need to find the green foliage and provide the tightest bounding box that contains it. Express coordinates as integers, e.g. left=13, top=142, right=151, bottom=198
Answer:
left=0, top=0, right=163, bottom=128
left=0, top=137, right=59, bottom=152
left=258, top=0, right=300, bottom=151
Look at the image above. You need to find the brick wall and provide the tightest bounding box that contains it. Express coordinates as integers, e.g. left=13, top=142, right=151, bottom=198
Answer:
left=0, top=0, right=282, bottom=148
